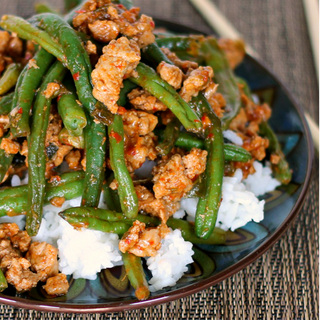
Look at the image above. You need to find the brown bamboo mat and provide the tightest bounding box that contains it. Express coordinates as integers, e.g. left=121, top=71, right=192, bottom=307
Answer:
left=0, top=0, right=318, bottom=319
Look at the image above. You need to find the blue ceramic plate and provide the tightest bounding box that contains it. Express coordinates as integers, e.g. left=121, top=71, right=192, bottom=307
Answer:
left=0, top=20, right=313, bottom=313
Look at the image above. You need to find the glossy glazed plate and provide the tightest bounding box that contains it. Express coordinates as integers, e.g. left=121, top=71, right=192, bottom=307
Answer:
left=0, top=19, right=313, bottom=313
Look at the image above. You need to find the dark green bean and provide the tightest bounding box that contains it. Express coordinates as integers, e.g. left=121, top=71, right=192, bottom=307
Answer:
left=0, top=173, right=85, bottom=217
left=0, top=92, right=14, bottom=115
left=64, top=0, right=83, bottom=13
left=0, top=269, right=8, bottom=292
left=0, top=63, right=22, bottom=96
left=129, top=63, right=202, bottom=133
left=0, top=135, right=14, bottom=183
left=58, top=127, right=85, bottom=149
left=189, top=93, right=224, bottom=239
left=154, top=128, right=251, bottom=162
left=108, top=114, right=138, bottom=218
left=10, top=48, right=55, bottom=138
left=57, top=89, right=87, bottom=137
left=59, top=207, right=227, bottom=245
left=121, top=252, right=150, bottom=300
left=156, top=118, right=180, bottom=156
left=102, top=172, right=122, bottom=213
left=0, top=15, right=65, bottom=62
left=117, top=80, right=138, bottom=107
left=27, top=61, right=67, bottom=236
left=35, top=3, right=60, bottom=14
left=259, top=121, right=292, bottom=184
left=26, top=13, right=106, bottom=207
left=199, top=38, right=241, bottom=130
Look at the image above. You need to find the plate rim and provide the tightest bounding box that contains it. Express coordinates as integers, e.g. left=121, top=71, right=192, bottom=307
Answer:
left=0, top=18, right=314, bottom=314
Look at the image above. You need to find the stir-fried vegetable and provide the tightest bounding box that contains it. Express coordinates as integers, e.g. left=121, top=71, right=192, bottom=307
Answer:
left=0, top=0, right=292, bottom=300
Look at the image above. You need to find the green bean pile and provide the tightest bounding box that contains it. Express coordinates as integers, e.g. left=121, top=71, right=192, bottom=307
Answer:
left=0, top=0, right=291, bottom=299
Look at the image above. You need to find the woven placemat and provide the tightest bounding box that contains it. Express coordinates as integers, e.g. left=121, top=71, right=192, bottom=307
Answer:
left=0, top=0, right=318, bottom=319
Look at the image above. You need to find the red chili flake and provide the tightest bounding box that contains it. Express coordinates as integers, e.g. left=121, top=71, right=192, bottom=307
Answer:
left=110, top=130, right=122, bottom=143
left=57, top=95, right=62, bottom=102
left=150, top=20, right=155, bottom=28
left=73, top=72, right=80, bottom=81
left=118, top=107, right=127, bottom=115
left=116, top=4, right=125, bottom=9
left=194, top=119, right=200, bottom=123
left=207, top=133, right=214, bottom=139
left=75, top=10, right=86, bottom=13
left=17, top=108, right=23, bottom=114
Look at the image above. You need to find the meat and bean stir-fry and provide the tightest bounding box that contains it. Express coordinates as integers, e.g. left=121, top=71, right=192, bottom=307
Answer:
left=0, top=0, right=291, bottom=300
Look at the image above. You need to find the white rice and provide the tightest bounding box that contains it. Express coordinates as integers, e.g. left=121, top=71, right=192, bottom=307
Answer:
left=33, top=197, right=123, bottom=280
left=0, top=159, right=281, bottom=291
left=146, top=229, right=194, bottom=292
left=223, top=130, right=243, bottom=146
left=243, top=161, right=281, bottom=196
left=175, top=161, right=280, bottom=231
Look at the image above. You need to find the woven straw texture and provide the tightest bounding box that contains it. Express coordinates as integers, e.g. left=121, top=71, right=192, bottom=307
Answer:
left=0, top=0, right=318, bottom=319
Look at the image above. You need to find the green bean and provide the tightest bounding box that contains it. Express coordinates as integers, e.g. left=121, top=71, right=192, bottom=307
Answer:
left=156, top=118, right=180, bottom=156
left=0, top=173, right=85, bottom=217
left=108, top=114, right=138, bottom=218
left=64, top=1, right=86, bottom=24
left=117, top=80, right=138, bottom=107
left=156, top=36, right=203, bottom=54
left=57, top=88, right=87, bottom=137
left=35, top=3, right=60, bottom=14
left=121, top=252, right=150, bottom=300
left=0, top=135, right=14, bottom=183
left=0, top=92, right=14, bottom=115
left=259, top=121, right=292, bottom=184
left=0, top=269, right=8, bottom=292
left=27, top=13, right=106, bottom=207
left=102, top=172, right=122, bottom=212
left=199, top=38, right=241, bottom=130
left=154, top=129, right=251, bottom=162
left=59, top=207, right=226, bottom=245
left=58, top=127, right=85, bottom=149
left=189, top=93, right=224, bottom=239
left=142, top=42, right=174, bottom=69
left=10, top=48, right=55, bottom=138
left=27, top=61, right=67, bottom=236
left=0, top=15, right=65, bottom=62
left=64, top=0, right=83, bottom=12
left=129, top=63, right=202, bottom=133
left=0, top=63, right=22, bottom=96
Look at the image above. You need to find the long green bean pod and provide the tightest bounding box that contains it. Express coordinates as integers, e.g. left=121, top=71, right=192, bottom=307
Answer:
left=57, top=87, right=87, bottom=137
left=199, top=38, right=241, bottom=130
left=102, top=172, right=122, bottom=213
left=58, top=127, right=85, bottom=149
left=117, top=80, right=138, bottom=107
left=0, top=172, right=85, bottom=217
left=129, top=63, right=202, bottom=133
left=189, top=93, right=224, bottom=239
left=35, top=3, right=60, bottom=14
left=0, top=92, right=14, bottom=115
left=121, top=252, right=150, bottom=300
left=156, top=118, right=180, bottom=156
left=259, top=121, right=292, bottom=184
left=154, top=128, right=251, bottom=162
left=0, top=135, right=14, bottom=183
left=27, top=61, right=67, bottom=236
left=0, top=63, right=22, bottom=96
left=58, top=207, right=226, bottom=245
left=0, top=15, right=65, bottom=62
left=108, top=114, right=138, bottom=218
left=27, top=13, right=106, bottom=207
left=0, top=269, right=8, bottom=292
left=10, top=48, right=55, bottom=138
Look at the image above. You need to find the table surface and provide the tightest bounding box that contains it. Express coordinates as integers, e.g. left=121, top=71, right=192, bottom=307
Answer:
left=0, top=0, right=318, bottom=319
